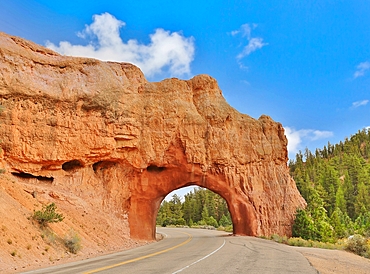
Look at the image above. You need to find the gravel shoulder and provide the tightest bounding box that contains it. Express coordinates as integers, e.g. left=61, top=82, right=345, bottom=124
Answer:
left=293, top=246, right=370, bottom=274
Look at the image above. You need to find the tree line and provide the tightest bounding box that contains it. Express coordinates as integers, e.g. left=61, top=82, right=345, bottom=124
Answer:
left=156, top=187, right=232, bottom=228
left=290, top=128, right=370, bottom=242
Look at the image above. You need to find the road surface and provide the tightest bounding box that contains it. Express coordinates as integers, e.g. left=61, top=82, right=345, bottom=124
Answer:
left=23, top=227, right=318, bottom=274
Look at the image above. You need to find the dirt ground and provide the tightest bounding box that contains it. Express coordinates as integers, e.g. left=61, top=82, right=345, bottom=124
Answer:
left=0, top=174, right=151, bottom=274
left=295, top=246, right=370, bottom=274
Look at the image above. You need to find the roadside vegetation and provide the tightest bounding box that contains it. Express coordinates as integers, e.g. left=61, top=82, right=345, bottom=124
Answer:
left=33, top=203, right=65, bottom=227
left=32, top=202, right=82, bottom=254
left=289, top=128, right=370, bottom=258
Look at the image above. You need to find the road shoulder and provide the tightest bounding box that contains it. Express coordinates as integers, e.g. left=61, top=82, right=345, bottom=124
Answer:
left=293, top=246, right=370, bottom=274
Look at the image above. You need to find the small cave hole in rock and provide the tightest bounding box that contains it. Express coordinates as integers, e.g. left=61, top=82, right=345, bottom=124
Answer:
left=93, top=161, right=117, bottom=173
left=62, top=160, right=83, bottom=172
left=147, top=165, right=166, bottom=173
left=11, top=172, right=54, bottom=182
left=156, top=186, right=233, bottom=230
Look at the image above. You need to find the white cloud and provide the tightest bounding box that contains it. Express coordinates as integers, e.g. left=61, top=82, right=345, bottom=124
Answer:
left=231, top=23, right=267, bottom=67
left=354, top=61, right=370, bottom=78
left=237, top=37, right=268, bottom=59
left=352, top=99, right=369, bottom=108
left=240, top=24, right=252, bottom=39
left=232, top=23, right=259, bottom=39
left=284, top=127, right=333, bottom=157
left=310, top=130, right=333, bottom=141
left=284, top=127, right=303, bottom=155
left=46, top=13, right=195, bottom=77
left=231, top=30, right=240, bottom=36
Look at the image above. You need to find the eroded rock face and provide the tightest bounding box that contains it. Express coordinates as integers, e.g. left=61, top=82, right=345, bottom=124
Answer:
left=0, top=32, right=306, bottom=240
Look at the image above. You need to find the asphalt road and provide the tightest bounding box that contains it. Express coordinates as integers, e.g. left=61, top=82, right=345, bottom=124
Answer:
left=23, top=227, right=318, bottom=274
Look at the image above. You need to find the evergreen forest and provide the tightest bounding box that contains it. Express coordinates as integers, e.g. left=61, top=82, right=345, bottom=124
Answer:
left=290, top=128, right=370, bottom=242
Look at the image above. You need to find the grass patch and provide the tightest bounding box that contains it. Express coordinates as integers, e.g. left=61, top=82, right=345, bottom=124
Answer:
left=40, top=228, right=57, bottom=245
left=270, top=234, right=288, bottom=244
left=64, top=230, right=82, bottom=254
left=217, top=225, right=233, bottom=232
left=266, top=235, right=346, bottom=250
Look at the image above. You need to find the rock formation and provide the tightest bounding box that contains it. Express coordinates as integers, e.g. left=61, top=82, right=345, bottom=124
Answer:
left=0, top=32, right=306, bottom=240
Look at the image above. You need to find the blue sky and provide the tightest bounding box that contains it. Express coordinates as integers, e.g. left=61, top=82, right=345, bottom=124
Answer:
left=1, top=1, right=369, bottom=199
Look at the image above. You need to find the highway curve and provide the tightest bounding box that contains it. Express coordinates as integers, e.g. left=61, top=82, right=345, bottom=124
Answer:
left=23, top=227, right=318, bottom=274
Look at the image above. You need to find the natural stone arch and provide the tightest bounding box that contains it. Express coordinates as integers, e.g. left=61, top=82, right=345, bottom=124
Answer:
left=158, top=184, right=240, bottom=231
left=0, top=32, right=306, bottom=242
left=128, top=163, right=258, bottom=240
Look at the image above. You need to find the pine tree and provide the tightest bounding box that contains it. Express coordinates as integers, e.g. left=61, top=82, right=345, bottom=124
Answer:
left=335, top=185, right=346, bottom=214
left=330, top=208, right=346, bottom=238
left=355, top=182, right=369, bottom=217
left=292, top=209, right=316, bottom=240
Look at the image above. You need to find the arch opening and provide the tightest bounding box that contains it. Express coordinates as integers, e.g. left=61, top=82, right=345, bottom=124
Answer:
left=128, top=164, right=258, bottom=240
left=156, top=186, right=233, bottom=231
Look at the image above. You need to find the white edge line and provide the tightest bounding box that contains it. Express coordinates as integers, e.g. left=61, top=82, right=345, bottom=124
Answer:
left=157, top=230, right=169, bottom=238
left=172, top=239, right=226, bottom=274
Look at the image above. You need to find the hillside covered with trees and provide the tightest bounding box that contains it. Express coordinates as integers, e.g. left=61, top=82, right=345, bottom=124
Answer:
left=156, top=188, right=232, bottom=230
left=289, top=128, right=370, bottom=242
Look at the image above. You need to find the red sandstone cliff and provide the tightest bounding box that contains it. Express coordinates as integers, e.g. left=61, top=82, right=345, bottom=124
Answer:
left=0, top=32, right=305, bottom=272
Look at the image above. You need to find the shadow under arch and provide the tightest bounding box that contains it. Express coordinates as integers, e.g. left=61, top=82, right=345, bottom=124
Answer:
left=128, top=163, right=258, bottom=240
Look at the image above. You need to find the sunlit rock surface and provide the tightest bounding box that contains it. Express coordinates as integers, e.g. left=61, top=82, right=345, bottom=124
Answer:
left=0, top=32, right=305, bottom=240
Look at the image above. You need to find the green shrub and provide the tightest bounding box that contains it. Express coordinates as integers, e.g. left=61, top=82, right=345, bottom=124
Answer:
left=224, top=225, right=233, bottom=232
left=270, top=234, right=288, bottom=244
left=64, top=230, right=81, bottom=254
left=205, top=216, right=218, bottom=228
left=41, top=229, right=57, bottom=244
left=285, top=237, right=341, bottom=249
left=270, top=234, right=280, bottom=242
left=197, top=220, right=207, bottom=226
left=33, top=203, right=64, bottom=227
left=219, top=214, right=232, bottom=227
left=287, top=237, right=306, bottom=247
left=345, top=235, right=370, bottom=258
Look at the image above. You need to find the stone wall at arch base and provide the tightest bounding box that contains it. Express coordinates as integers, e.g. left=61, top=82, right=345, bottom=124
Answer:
left=0, top=32, right=306, bottom=240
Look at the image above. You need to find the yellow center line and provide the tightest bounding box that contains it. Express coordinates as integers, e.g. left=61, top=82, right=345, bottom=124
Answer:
left=84, top=232, right=192, bottom=274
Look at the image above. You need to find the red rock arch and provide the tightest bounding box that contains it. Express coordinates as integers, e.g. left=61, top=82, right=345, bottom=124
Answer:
left=128, top=163, right=258, bottom=240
